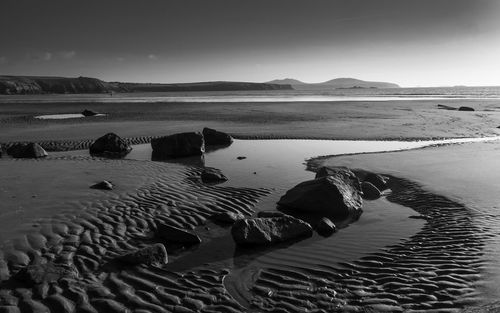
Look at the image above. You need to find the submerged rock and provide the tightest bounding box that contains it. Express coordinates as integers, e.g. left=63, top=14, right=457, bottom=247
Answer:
left=7, top=143, right=48, bottom=159
left=364, top=173, right=388, bottom=191
left=202, top=127, right=233, bottom=146
left=231, top=216, right=313, bottom=246
left=279, top=167, right=363, bottom=219
left=316, top=217, right=337, bottom=237
left=361, top=181, right=381, bottom=200
left=201, top=168, right=228, bottom=184
left=151, top=132, right=204, bottom=158
left=89, top=133, right=132, bottom=157
left=458, top=106, right=475, bottom=111
left=82, top=109, right=98, bottom=117
left=156, top=223, right=201, bottom=245
left=90, top=180, right=113, bottom=190
left=211, top=212, right=244, bottom=224
left=119, top=243, right=168, bottom=266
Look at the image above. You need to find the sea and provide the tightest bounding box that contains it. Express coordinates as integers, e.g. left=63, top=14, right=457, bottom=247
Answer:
left=1, top=86, right=500, bottom=103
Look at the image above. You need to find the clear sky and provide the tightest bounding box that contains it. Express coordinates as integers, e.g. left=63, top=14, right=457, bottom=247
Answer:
left=1, top=0, right=499, bottom=87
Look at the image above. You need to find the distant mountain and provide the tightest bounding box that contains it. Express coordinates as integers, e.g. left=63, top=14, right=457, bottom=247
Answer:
left=267, top=77, right=400, bottom=89
left=266, top=78, right=306, bottom=85
left=0, top=76, right=293, bottom=95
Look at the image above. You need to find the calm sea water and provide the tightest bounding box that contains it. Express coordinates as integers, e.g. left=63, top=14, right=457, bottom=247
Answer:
left=1, top=86, right=500, bottom=103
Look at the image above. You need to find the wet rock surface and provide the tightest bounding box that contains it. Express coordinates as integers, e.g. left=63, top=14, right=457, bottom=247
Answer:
left=118, top=243, right=168, bottom=266
left=231, top=216, right=313, bottom=246
left=316, top=217, right=337, bottom=236
left=361, top=181, right=381, bottom=199
left=89, top=133, right=132, bottom=157
left=278, top=167, right=363, bottom=218
left=151, top=132, right=205, bottom=158
left=211, top=212, right=244, bottom=224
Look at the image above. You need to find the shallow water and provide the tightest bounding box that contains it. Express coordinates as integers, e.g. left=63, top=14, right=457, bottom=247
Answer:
left=34, top=113, right=106, bottom=119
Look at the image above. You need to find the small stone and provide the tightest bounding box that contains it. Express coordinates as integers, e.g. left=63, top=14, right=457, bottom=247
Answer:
left=316, top=217, right=337, bottom=237
left=82, top=109, right=98, bottom=117
left=90, top=181, right=113, bottom=190
left=458, top=106, right=474, bottom=111
left=119, top=243, right=168, bottom=266
left=201, top=168, right=228, bottom=184
left=236, top=156, right=246, bottom=160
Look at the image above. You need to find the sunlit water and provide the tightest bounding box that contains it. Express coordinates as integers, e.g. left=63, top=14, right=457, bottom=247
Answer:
left=2, top=85, right=500, bottom=103
left=34, top=113, right=107, bottom=119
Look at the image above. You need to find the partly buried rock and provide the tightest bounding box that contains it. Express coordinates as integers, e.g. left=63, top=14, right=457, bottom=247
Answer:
left=211, top=211, right=244, bottom=224
left=156, top=223, right=201, bottom=245
left=201, top=168, right=228, bottom=184
left=82, top=109, right=98, bottom=117
left=119, top=243, right=168, bottom=266
left=7, top=143, right=48, bottom=158
left=202, top=127, right=233, bottom=146
left=364, top=172, right=388, bottom=191
left=151, top=132, right=204, bottom=158
left=458, top=106, right=475, bottom=111
left=361, top=181, right=381, bottom=200
left=89, top=133, right=132, bottom=157
left=316, top=217, right=337, bottom=237
left=231, top=216, right=313, bottom=246
left=279, top=167, right=363, bottom=219
left=15, top=260, right=78, bottom=285
left=90, top=180, right=113, bottom=190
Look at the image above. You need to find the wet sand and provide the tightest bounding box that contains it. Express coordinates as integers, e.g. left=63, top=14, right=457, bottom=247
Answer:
left=0, top=98, right=500, bottom=312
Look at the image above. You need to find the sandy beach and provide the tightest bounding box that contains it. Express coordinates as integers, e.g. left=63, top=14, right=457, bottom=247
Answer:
left=0, top=97, right=498, bottom=312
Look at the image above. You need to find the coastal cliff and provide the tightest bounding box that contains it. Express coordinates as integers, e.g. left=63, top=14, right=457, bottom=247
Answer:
left=0, top=76, right=293, bottom=95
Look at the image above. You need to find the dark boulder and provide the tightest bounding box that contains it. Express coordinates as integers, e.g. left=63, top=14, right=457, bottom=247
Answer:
left=316, top=217, right=336, bottom=237
left=202, top=127, right=233, bottom=146
left=458, top=106, right=475, bottom=111
left=201, top=168, right=228, bottom=184
left=155, top=223, right=201, bottom=245
left=90, top=180, right=113, bottom=190
left=89, top=133, right=132, bottom=157
left=7, top=143, right=48, bottom=158
left=361, top=181, right=381, bottom=200
left=364, top=173, right=388, bottom=191
left=211, top=212, right=244, bottom=224
left=279, top=168, right=363, bottom=219
left=82, top=109, right=98, bottom=117
left=118, top=244, right=168, bottom=266
left=151, top=132, right=204, bottom=158
left=231, top=216, right=313, bottom=246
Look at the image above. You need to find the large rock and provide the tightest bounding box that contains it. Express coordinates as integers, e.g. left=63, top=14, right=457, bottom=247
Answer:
left=155, top=223, right=201, bottom=245
left=361, top=181, right=381, bottom=200
left=7, top=143, right=48, bottom=158
left=90, top=180, right=113, bottom=190
left=279, top=167, right=363, bottom=219
left=202, top=127, right=233, bottom=146
left=232, top=216, right=312, bottom=246
left=201, top=168, right=228, bottom=184
left=118, top=244, right=168, bottom=266
left=89, top=133, right=131, bottom=157
left=151, top=132, right=204, bottom=158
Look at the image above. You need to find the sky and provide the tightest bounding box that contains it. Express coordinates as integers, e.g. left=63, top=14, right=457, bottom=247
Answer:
left=1, top=0, right=500, bottom=87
